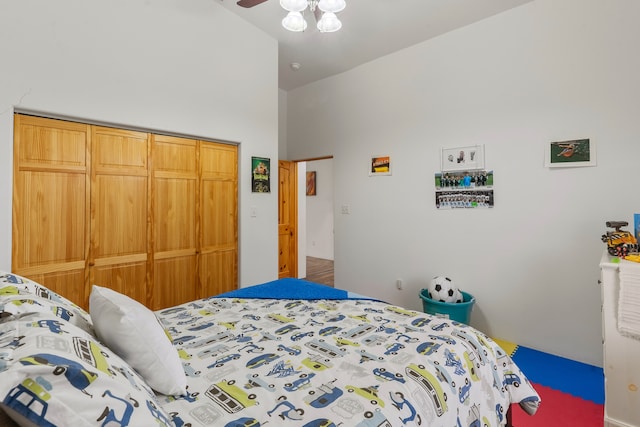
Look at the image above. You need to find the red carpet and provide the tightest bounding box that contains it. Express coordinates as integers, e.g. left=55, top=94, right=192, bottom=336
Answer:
left=512, top=382, right=604, bottom=426
left=492, top=338, right=604, bottom=426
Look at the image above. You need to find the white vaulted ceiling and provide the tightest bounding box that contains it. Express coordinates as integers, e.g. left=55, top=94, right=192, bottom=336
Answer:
left=216, top=0, right=534, bottom=90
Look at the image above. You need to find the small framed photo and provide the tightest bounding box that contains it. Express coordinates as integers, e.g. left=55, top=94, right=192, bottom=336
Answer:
left=306, top=171, right=317, bottom=196
left=545, top=138, right=596, bottom=168
left=441, top=145, right=484, bottom=172
left=369, top=155, right=391, bottom=176
left=251, top=156, right=271, bottom=193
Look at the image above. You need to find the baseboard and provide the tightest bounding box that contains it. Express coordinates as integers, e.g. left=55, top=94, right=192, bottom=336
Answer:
left=606, top=416, right=639, bottom=427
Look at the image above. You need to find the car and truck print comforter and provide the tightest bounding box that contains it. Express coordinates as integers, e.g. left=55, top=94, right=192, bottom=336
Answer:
left=155, top=279, right=540, bottom=427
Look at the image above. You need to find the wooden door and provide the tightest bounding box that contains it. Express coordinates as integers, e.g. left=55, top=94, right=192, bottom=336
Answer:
left=12, top=115, right=90, bottom=305
left=151, top=135, right=198, bottom=309
left=199, top=142, right=238, bottom=297
left=90, top=126, right=150, bottom=306
left=278, top=160, right=297, bottom=278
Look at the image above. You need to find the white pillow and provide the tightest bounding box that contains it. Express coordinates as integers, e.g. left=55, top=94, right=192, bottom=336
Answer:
left=89, top=285, right=187, bottom=395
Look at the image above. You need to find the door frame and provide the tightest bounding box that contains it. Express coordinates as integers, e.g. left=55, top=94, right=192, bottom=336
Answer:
left=286, top=156, right=334, bottom=280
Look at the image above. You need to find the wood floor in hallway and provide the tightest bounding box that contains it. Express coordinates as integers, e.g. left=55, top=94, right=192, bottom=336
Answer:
left=305, top=256, right=334, bottom=287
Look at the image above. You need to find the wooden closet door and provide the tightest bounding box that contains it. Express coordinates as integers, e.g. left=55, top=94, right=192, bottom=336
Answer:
left=12, top=115, right=90, bottom=305
left=90, top=126, right=150, bottom=305
left=151, top=135, right=198, bottom=309
left=199, top=142, right=238, bottom=298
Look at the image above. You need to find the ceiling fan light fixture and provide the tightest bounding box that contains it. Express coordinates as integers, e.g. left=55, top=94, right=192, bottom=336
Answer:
left=318, top=0, right=345, bottom=13
left=282, top=11, right=308, bottom=32
left=280, top=0, right=308, bottom=12
left=316, top=11, right=341, bottom=32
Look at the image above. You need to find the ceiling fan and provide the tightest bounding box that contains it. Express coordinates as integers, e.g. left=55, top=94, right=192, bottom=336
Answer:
left=236, top=0, right=321, bottom=19
left=236, top=0, right=269, bottom=7
left=236, top=0, right=344, bottom=32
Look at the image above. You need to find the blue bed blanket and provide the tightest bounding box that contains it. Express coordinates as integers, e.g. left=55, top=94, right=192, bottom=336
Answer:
left=217, top=277, right=376, bottom=301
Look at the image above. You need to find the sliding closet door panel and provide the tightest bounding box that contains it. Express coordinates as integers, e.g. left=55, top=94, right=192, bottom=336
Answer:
left=199, top=143, right=238, bottom=297
left=199, top=248, right=237, bottom=297
left=152, top=135, right=198, bottom=309
left=200, top=143, right=237, bottom=179
left=93, top=175, right=148, bottom=255
left=15, top=173, right=86, bottom=266
left=201, top=180, right=237, bottom=248
left=154, top=179, right=197, bottom=252
left=153, top=257, right=197, bottom=310
left=12, top=115, right=90, bottom=306
left=15, top=116, right=87, bottom=170
left=91, top=126, right=150, bottom=305
left=92, top=262, right=148, bottom=304
left=27, top=270, right=87, bottom=306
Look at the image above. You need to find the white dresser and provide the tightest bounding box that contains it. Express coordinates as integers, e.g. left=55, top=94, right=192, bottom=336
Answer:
left=600, top=251, right=640, bottom=427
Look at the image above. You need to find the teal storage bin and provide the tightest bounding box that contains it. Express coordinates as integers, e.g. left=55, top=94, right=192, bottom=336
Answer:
left=420, top=289, right=475, bottom=324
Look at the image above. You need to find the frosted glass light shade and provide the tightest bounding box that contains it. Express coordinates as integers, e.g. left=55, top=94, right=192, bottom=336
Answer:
left=282, top=11, right=308, bottom=32
left=318, top=0, right=345, bottom=13
left=280, top=0, right=308, bottom=12
left=316, top=12, right=341, bottom=32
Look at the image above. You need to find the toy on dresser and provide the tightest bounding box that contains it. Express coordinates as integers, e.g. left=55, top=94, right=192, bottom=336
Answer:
left=601, top=220, right=639, bottom=258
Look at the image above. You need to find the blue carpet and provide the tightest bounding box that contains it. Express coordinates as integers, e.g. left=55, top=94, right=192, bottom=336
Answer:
left=510, top=346, right=604, bottom=405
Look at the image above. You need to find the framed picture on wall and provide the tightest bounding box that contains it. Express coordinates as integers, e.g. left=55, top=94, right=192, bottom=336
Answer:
left=251, top=156, right=271, bottom=193
left=545, top=138, right=596, bottom=168
left=369, top=155, right=391, bottom=176
left=441, top=145, right=484, bottom=172
left=306, top=171, right=317, bottom=196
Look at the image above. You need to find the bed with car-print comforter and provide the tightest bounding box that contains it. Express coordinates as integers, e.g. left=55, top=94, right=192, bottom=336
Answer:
left=155, top=279, right=540, bottom=427
left=0, top=274, right=539, bottom=427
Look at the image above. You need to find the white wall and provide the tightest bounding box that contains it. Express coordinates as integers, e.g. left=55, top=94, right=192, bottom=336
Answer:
left=0, top=0, right=279, bottom=287
left=278, top=89, right=288, bottom=161
left=285, top=0, right=640, bottom=366
left=297, top=162, right=307, bottom=279
left=305, top=159, right=334, bottom=260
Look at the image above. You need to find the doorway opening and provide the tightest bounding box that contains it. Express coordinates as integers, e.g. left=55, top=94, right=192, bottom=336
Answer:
left=298, top=158, right=334, bottom=287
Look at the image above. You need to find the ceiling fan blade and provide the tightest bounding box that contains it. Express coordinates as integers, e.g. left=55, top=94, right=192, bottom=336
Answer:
left=237, top=0, right=269, bottom=8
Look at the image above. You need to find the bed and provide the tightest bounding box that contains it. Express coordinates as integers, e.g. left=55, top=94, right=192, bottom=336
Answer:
left=0, top=272, right=539, bottom=426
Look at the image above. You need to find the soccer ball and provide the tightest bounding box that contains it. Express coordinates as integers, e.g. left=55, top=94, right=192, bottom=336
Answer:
left=427, top=276, right=463, bottom=303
